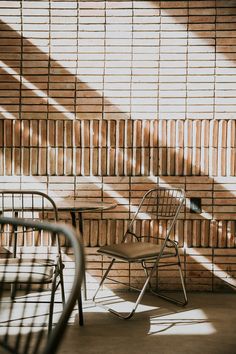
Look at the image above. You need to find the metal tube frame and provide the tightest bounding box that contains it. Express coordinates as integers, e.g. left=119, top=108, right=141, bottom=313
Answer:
left=93, top=187, right=188, bottom=319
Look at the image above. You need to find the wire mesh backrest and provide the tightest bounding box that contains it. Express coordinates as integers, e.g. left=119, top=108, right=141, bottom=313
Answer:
left=128, top=187, right=184, bottom=240
left=132, top=187, right=184, bottom=220
left=0, top=190, right=58, bottom=221
left=0, top=217, right=84, bottom=354
left=143, top=188, right=184, bottom=218
left=0, top=191, right=58, bottom=249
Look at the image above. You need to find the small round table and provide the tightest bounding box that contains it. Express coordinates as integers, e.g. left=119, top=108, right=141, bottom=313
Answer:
left=55, top=199, right=117, bottom=325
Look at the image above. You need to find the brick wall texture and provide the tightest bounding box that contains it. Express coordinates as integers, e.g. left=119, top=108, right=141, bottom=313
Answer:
left=1, top=0, right=236, bottom=291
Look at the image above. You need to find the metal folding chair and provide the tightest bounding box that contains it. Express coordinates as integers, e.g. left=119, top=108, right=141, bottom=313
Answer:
left=0, top=216, right=84, bottom=354
left=0, top=190, right=64, bottom=332
left=93, top=187, right=188, bottom=319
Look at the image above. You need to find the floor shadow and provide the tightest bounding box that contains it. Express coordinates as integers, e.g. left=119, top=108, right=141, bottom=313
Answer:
left=60, top=292, right=236, bottom=354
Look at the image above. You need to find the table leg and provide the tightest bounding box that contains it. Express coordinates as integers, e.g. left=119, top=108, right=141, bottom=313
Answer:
left=71, top=211, right=87, bottom=300
left=70, top=211, right=86, bottom=325
left=78, top=289, right=83, bottom=326
left=77, top=212, right=87, bottom=300
left=11, top=211, right=18, bottom=298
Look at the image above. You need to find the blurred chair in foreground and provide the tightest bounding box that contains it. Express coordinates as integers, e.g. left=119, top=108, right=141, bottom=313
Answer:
left=0, top=190, right=65, bottom=332
left=93, top=187, right=187, bottom=319
left=0, top=216, right=84, bottom=354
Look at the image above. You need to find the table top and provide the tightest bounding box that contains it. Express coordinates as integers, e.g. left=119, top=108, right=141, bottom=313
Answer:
left=55, top=199, right=117, bottom=213
left=1, top=199, right=117, bottom=214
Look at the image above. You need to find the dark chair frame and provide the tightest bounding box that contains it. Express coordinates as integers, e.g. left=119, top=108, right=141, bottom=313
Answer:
left=0, top=190, right=65, bottom=332
left=0, top=216, right=84, bottom=354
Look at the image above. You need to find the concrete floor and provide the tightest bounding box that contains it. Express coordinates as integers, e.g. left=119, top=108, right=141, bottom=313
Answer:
left=58, top=291, right=236, bottom=354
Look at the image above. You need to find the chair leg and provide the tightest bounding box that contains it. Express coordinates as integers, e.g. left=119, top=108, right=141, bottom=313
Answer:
left=78, top=290, right=84, bottom=326
left=48, top=276, right=57, bottom=334
left=149, top=254, right=188, bottom=306
left=10, top=284, right=17, bottom=299
left=108, top=271, right=154, bottom=320
left=94, top=254, right=187, bottom=320
left=93, top=258, right=115, bottom=302
left=59, top=269, right=65, bottom=305
left=93, top=259, right=155, bottom=320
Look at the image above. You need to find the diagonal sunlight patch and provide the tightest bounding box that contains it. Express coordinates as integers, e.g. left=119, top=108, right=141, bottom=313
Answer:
left=0, top=105, right=17, bottom=119
left=84, top=272, right=159, bottom=314
left=0, top=61, right=76, bottom=120
left=25, top=179, right=232, bottom=293
left=86, top=274, right=217, bottom=338
left=149, top=309, right=216, bottom=335
left=0, top=9, right=234, bottom=292
left=190, top=249, right=236, bottom=288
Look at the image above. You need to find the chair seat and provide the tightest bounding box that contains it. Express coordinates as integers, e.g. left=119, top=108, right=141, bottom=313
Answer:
left=98, top=242, right=176, bottom=261
left=0, top=258, right=54, bottom=283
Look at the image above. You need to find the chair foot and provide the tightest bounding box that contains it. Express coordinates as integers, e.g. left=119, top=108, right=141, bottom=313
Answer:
left=109, top=307, right=135, bottom=320
left=93, top=268, right=152, bottom=320
left=93, top=298, right=136, bottom=320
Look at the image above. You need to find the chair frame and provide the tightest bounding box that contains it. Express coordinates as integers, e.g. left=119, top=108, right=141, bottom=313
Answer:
left=93, top=187, right=188, bottom=319
left=0, top=216, right=84, bottom=354
left=0, top=190, right=65, bottom=332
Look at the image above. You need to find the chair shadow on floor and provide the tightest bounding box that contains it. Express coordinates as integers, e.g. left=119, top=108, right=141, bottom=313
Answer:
left=60, top=292, right=236, bottom=354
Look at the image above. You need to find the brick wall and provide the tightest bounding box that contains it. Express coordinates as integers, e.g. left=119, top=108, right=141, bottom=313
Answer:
left=0, top=0, right=236, bottom=291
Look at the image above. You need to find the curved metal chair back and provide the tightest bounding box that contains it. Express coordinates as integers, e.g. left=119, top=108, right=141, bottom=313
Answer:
left=0, top=216, right=84, bottom=354
left=0, top=189, right=59, bottom=220
left=138, top=187, right=184, bottom=217
left=128, top=187, right=184, bottom=240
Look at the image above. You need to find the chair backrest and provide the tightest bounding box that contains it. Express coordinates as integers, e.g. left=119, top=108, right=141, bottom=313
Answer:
left=0, top=190, right=58, bottom=251
left=128, top=187, right=185, bottom=241
left=0, top=190, right=58, bottom=221
left=0, top=216, right=84, bottom=354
